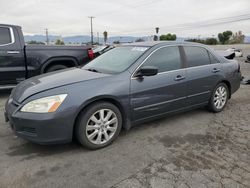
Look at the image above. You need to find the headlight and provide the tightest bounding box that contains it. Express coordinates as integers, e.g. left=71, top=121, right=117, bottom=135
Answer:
left=21, top=94, right=67, bottom=113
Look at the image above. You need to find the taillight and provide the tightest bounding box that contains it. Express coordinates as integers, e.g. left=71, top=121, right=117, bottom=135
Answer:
left=237, top=62, right=241, bottom=72
left=88, top=49, right=94, bottom=59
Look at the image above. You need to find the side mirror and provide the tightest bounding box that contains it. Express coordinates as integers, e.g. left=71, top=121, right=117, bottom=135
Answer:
left=135, top=66, right=158, bottom=77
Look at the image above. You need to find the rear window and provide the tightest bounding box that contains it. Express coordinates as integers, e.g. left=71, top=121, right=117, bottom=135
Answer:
left=84, top=46, right=148, bottom=74
left=184, top=46, right=210, bottom=67
left=0, top=27, right=12, bottom=45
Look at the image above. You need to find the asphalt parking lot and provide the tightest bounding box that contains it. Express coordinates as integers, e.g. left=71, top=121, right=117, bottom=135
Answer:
left=0, top=45, right=250, bottom=188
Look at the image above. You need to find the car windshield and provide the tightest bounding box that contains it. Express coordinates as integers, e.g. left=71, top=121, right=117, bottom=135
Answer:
left=83, top=46, right=148, bottom=74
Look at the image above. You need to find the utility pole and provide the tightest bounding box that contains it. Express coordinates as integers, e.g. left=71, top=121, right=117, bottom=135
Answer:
left=88, top=16, right=95, bottom=46
left=155, top=27, right=159, bottom=41
left=97, top=32, right=99, bottom=44
left=45, top=28, right=49, bottom=45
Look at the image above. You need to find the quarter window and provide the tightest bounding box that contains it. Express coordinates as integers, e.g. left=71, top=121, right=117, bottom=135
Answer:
left=184, top=46, right=210, bottom=67
left=0, top=27, right=12, bottom=45
left=143, top=46, right=181, bottom=73
left=209, top=52, right=220, bottom=64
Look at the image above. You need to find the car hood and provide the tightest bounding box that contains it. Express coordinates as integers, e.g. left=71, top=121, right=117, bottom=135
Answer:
left=12, top=68, right=110, bottom=103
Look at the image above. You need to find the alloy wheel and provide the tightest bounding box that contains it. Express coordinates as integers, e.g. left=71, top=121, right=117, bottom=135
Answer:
left=213, top=86, right=227, bottom=109
left=85, top=109, right=118, bottom=145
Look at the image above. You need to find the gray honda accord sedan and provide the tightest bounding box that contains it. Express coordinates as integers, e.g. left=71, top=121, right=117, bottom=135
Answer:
left=5, top=42, right=241, bottom=149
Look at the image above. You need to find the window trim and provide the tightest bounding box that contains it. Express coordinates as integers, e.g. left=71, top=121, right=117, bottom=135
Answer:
left=131, top=45, right=183, bottom=79
left=0, top=26, right=15, bottom=46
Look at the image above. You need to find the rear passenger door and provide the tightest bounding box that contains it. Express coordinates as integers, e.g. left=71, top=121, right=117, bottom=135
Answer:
left=130, top=46, right=187, bottom=121
left=183, top=46, right=222, bottom=106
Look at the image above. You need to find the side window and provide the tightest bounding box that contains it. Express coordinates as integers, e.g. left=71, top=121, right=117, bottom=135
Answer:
left=143, top=46, right=181, bottom=73
left=209, top=52, right=220, bottom=64
left=0, top=27, right=12, bottom=45
left=184, top=46, right=210, bottom=67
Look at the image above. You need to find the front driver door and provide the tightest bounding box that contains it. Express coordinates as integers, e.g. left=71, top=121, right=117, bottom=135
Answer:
left=130, top=46, right=188, bottom=122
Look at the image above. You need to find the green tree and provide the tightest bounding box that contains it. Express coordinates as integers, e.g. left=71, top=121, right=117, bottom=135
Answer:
left=160, top=33, right=177, bottom=41
left=185, top=38, right=218, bottom=45
left=26, top=40, right=45, bottom=45
left=103, top=31, right=108, bottom=44
left=155, top=27, right=159, bottom=34
left=185, top=38, right=205, bottom=44
left=55, top=39, right=65, bottom=45
left=218, top=31, right=233, bottom=44
left=229, top=31, right=245, bottom=44
left=205, top=38, right=218, bottom=45
left=153, top=35, right=158, bottom=41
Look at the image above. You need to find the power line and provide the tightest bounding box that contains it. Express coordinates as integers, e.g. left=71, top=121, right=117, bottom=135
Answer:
left=161, top=14, right=250, bottom=30
left=95, top=0, right=164, bottom=17
left=108, top=13, right=250, bottom=35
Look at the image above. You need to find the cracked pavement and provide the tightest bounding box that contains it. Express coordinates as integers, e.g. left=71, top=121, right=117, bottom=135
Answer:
left=0, top=45, right=250, bottom=188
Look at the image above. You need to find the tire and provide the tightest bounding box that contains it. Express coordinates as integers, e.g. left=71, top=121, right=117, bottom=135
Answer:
left=75, top=102, right=122, bottom=149
left=207, top=83, right=229, bottom=113
left=46, top=65, right=68, bottom=73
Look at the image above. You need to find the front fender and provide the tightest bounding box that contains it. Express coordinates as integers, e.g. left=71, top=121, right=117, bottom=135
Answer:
left=74, top=95, right=131, bottom=130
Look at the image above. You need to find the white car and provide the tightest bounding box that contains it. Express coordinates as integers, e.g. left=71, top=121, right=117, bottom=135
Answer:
left=226, top=48, right=243, bottom=57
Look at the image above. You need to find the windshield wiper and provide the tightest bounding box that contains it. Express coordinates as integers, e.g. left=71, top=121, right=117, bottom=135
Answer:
left=86, top=68, right=101, bottom=73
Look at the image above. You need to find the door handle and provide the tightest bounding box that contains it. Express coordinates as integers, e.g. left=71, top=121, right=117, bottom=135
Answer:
left=7, top=51, right=20, bottom=54
left=174, top=75, right=185, bottom=81
left=212, top=68, right=220, bottom=73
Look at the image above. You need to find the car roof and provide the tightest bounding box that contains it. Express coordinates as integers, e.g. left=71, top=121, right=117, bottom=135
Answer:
left=123, top=41, right=206, bottom=48
left=0, top=24, right=21, bottom=29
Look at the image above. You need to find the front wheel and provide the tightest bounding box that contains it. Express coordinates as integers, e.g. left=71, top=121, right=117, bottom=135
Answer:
left=208, top=83, right=229, bottom=113
left=75, top=102, right=122, bottom=149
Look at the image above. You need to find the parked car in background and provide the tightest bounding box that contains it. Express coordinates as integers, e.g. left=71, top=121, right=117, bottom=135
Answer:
left=0, top=24, right=94, bottom=89
left=93, top=45, right=114, bottom=58
left=246, top=55, right=250, bottom=63
left=226, top=48, right=243, bottom=57
left=5, top=41, right=241, bottom=149
left=216, top=50, right=235, bottom=60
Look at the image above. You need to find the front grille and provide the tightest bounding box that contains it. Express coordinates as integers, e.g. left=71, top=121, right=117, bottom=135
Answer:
left=20, top=127, right=37, bottom=134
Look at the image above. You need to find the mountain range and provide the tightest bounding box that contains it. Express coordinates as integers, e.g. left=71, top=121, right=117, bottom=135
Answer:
left=24, top=35, right=149, bottom=44
left=24, top=35, right=186, bottom=44
left=24, top=35, right=250, bottom=44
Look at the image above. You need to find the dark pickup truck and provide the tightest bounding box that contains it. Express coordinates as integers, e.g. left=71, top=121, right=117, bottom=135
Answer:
left=0, top=24, right=94, bottom=89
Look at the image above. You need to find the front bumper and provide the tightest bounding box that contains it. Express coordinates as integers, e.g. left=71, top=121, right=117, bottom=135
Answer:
left=4, top=110, right=9, bottom=122
left=5, top=98, right=74, bottom=145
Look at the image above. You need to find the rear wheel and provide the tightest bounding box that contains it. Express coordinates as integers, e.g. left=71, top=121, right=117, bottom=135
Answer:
left=75, top=102, right=122, bottom=149
left=46, top=65, right=68, bottom=73
left=208, top=83, right=229, bottom=113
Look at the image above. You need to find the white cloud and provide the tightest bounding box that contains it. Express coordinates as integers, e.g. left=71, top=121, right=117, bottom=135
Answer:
left=1, top=0, right=250, bottom=37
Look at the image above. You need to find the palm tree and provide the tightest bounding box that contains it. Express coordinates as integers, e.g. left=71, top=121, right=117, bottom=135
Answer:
left=103, top=31, right=108, bottom=44
left=155, top=27, right=160, bottom=41
left=155, top=27, right=159, bottom=34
